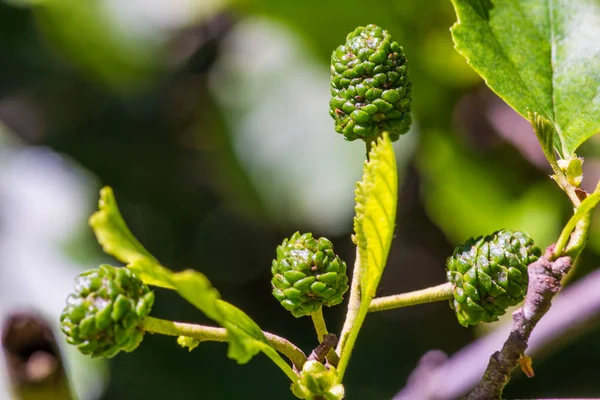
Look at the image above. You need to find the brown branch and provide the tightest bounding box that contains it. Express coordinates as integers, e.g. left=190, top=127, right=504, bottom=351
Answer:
left=308, top=333, right=338, bottom=364
left=394, top=264, right=600, bottom=400
left=466, top=247, right=572, bottom=400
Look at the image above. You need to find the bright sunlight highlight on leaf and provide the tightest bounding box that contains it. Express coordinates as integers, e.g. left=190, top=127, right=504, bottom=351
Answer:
left=354, top=134, right=398, bottom=299
left=450, top=0, right=600, bottom=156
left=90, top=187, right=174, bottom=289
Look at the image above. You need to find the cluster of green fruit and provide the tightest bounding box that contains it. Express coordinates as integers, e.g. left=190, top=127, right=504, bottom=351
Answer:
left=58, top=24, right=542, bottom=400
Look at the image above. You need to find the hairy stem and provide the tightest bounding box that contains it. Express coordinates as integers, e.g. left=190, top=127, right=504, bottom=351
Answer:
left=368, top=282, right=454, bottom=313
left=141, top=316, right=306, bottom=372
left=335, top=248, right=365, bottom=381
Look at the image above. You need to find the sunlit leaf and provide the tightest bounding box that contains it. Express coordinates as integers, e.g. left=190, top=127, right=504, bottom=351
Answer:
left=89, top=187, right=292, bottom=370
left=353, top=134, right=398, bottom=299
left=216, top=301, right=296, bottom=378
left=450, top=0, right=600, bottom=156
left=89, top=187, right=173, bottom=289
left=170, top=270, right=223, bottom=322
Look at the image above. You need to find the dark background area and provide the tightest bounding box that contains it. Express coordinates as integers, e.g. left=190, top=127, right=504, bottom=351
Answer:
left=1, top=0, right=599, bottom=398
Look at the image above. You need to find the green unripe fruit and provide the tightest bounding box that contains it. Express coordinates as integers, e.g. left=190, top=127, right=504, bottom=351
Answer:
left=329, top=24, right=413, bottom=142
left=446, top=230, right=541, bottom=327
left=60, top=265, right=154, bottom=358
left=271, top=232, right=349, bottom=318
left=291, top=360, right=345, bottom=400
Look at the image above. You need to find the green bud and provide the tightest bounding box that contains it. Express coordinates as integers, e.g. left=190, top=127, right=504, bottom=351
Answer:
left=558, top=157, right=584, bottom=187
left=291, top=361, right=345, bottom=400
left=177, top=336, right=200, bottom=352
left=60, top=265, right=154, bottom=358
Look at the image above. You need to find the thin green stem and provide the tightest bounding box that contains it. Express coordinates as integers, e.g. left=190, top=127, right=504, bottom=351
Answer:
left=564, top=217, right=591, bottom=259
left=368, top=282, right=454, bottom=313
left=365, top=139, right=374, bottom=160
left=141, top=316, right=306, bottom=373
left=553, top=191, right=600, bottom=258
left=311, top=308, right=329, bottom=343
left=335, top=247, right=373, bottom=382
left=310, top=308, right=340, bottom=366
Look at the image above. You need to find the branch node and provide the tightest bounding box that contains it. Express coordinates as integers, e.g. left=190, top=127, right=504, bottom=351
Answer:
left=466, top=247, right=572, bottom=399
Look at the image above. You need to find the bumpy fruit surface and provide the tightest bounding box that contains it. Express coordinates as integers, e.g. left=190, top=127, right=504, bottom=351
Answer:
left=446, top=230, right=541, bottom=327
left=60, top=265, right=154, bottom=358
left=291, top=360, right=345, bottom=400
left=271, top=232, right=349, bottom=318
left=329, top=24, right=412, bottom=142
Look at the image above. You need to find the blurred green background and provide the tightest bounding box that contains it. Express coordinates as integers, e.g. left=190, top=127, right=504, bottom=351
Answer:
left=1, top=0, right=600, bottom=398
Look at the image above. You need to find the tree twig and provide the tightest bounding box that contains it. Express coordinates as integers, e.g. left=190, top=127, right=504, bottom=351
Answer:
left=466, top=247, right=571, bottom=399
left=394, top=261, right=600, bottom=400
left=142, top=316, right=307, bottom=371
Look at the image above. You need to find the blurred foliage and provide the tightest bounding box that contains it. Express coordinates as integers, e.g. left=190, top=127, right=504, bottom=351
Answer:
left=0, top=0, right=599, bottom=398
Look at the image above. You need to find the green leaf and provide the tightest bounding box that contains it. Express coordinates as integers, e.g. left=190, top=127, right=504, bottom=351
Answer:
left=89, top=187, right=173, bottom=289
left=128, top=260, right=175, bottom=290
left=168, top=274, right=295, bottom=374
left=170, top=270, right=223, bottom=322
left=529, top=112, right=558, bottom=169
left=89, top=187, right=294, bottom=373
left=164, top=270, right=292, bottom=370
left=450, top=0, right=600, bottom=155
left=354, top=134, right=398, bottom=299
left=33, top=0, right=156, bottom=89
left=217, top=301, right=297, bottom=380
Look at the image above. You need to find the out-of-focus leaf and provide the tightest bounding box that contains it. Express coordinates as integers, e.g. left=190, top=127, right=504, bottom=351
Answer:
left=353, top=134, right=398, bottom=299
left=33, top=0, right=156, bottom=89
left=210, top=19, right=417, bottom=235
left=418, top=129, right=563, bottom=247
left=450, top=0, right=600, bottom=156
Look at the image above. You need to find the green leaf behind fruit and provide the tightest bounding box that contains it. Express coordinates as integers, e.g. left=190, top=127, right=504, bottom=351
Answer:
left=89, top=187, right=292, bottom=371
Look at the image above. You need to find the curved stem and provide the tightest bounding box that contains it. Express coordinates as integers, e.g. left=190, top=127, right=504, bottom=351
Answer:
left=553, top=191, right=600, bottom=258
left=368, top=282, right=454, bottom=313
left=141, top=316, right=306, bottom=371
left=335, top=248, right=363, bottom=381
